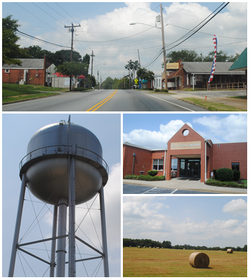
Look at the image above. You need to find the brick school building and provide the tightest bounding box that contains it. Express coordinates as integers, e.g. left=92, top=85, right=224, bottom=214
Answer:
left=123, top=124, right=247, bottom=182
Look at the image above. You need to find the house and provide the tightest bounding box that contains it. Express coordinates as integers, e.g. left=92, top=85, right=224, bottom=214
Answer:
left=2, top=56, right=55, bottom=86
left=164, top=60, right=246, bottom=90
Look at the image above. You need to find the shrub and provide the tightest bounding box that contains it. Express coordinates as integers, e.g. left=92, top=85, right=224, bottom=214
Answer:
left=160, top=89, right=169, bottom=93
left=205, top=179, right=246, bottom=188
left=216, top=168, right=234, bottom=182
left=233, top=170, right=241, bottom=181
left=147, top=170, right=158, bottom=176
left=154, top=89, right=160, bottom=92
left=124, top=174, right=165, bottom=181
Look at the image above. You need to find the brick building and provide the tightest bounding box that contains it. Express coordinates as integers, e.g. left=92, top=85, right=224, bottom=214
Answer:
left=2, top=56, right=55, bottom=86
left=123, top=124, right=247, bottom=182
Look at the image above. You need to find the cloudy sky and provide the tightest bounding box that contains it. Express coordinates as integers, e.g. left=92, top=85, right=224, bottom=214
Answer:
left=123, top=196, right=247, bottom=248
left=2, top=113, right=121, bottom=277
left=123, top=113, right=247, bottom=149
left=2, top=2, right=247, bottom=79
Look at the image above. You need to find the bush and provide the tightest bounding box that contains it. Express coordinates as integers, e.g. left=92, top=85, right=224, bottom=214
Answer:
left=147, top=170, right=158, bottom=176
left=216, top=168, right=234, bottom=182
left=124, top=174, right=165, bottom=181
left=160, top=89, right=169, bottom=93
left=154, top=89, right=160, bottom=92
left=233, top=170, right=241, bottom=181
left=205, top=179, right=246, bottom=188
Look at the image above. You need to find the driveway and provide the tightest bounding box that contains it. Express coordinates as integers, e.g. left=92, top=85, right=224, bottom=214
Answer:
left=123, top=178, right=247, bottom=194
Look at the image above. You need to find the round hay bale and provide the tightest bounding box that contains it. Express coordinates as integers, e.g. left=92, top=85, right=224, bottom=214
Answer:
left=227, top=249, right=233, bottom=254
left=189, top=252, right=210, bottom=268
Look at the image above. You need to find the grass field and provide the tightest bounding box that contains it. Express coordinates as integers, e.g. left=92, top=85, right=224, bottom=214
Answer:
left=123, top=247, right=247, bottom=277
left=181, top=97, right=246, bottom=111
left=2, top=83, right=67, bottom=103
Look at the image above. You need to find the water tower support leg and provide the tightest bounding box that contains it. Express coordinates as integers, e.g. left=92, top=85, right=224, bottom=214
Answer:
left=99, top=185, right=109, bottom=277
left=56, top=199, right=67, bottom=277
left=68, top=157, right=76, bottom=277
left=8, top=173, right=27, bottom=277
left=50, top=205, right=58, bottom=277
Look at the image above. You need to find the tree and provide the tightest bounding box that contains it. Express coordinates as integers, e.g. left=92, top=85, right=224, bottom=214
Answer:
left=2, top=15, right=26, bottom=65
left=125, top=59, right=140, bottom=71
left=166, top=50, right=202, bottom=63
left=137, top=67, right=154, bottom=81
left=56, top=62, right=88, bottom=90
left=102, top=77, right=113, bottom=89
left=162, top=241, right=172, bottom=248
left=53, top=49, right=82, bottom=66
left=125, top=59, right=140, bottom=82
left=23, top=45, right=53, bottom=60
left=56, top=62, right=88, bottom=77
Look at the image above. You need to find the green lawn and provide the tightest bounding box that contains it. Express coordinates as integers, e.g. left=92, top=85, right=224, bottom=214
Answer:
left=180, top=97, right=246, bottom=111
left=123, top=247, right=247, bottom=277
left=2, top=83, right=67, bottom=103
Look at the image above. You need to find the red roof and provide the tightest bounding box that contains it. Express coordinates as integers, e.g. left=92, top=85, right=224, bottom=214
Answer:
left=53, top=72, right=86, bottom=79
left=53, top=72, right=69, bottom=77
left=78, top=75, right=86, bottom=79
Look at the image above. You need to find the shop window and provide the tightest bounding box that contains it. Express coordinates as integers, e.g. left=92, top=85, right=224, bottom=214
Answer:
left=232, top=162, right=239, bottom=171
left=153, top=159, right=163, bottom=171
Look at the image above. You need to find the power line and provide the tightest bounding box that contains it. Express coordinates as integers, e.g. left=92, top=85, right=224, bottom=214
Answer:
left=17, top=30, right=70, bottom=48
left=15, top=3, right=65, bottom=37
left=165, top=2, right=230, bottom=51
left=32, top=2, right=65, bottom=26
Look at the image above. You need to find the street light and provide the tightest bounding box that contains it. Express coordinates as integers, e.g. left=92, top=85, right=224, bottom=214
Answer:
left=130, top=4, right=168, bottom=90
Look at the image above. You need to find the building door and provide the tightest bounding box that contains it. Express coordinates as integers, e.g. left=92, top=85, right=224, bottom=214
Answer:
left=180, top=159, right=200, bottom=178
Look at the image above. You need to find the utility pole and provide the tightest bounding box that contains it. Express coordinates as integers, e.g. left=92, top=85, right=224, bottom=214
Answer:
left=90, top=50, right=95, bottom=76
left=64, top=23, right=81, bottom=91
left=160, top=4, right=168, bottom=90
left=137, top=49, right=141, bottom=68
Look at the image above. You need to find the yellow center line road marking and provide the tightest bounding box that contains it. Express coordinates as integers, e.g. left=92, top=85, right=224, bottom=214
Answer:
left=86, top=89, right=118, bottom=111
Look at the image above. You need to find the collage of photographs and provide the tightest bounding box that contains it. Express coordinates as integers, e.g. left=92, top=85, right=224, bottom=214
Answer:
left=2, top=1, right=248, bottom=278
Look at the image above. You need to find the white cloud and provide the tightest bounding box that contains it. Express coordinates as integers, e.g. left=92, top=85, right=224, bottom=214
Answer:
left=123, top=119, right=192, bottom=149
left=193, top=114, right=247, bottom=143
left=123, top=198, right=247, bottom=247
left=223, top=198, right=247, bottom=217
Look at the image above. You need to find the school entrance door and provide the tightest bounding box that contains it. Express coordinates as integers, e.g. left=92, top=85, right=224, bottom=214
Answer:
left=180, top=159, right=200, bottom=179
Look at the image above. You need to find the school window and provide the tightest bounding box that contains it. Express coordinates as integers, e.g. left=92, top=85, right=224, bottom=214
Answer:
left=153, top=159, right=163, bottom=170
left=232, top=162, right=239, bottom=171
left=171, top=158, right=178, bottom=171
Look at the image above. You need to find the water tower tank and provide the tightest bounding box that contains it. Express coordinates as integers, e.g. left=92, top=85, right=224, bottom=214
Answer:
left=19, top=120, right=109, bottom=205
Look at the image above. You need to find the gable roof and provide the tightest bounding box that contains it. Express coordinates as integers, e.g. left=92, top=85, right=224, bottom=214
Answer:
left=3, top=58, right=45, bottom=69
left=168, top=123, right=206, bottom=142
left=182, top=61, right=244, bottom=75
left=229, top=48, right=247, bottom=71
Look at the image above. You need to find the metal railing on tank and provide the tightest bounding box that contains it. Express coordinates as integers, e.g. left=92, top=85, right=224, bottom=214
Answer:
left=19, top=145, right=109, bottom=174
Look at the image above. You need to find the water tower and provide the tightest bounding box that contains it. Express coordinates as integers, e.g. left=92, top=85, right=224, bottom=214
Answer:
left=8, top=117, right=109, bottom=277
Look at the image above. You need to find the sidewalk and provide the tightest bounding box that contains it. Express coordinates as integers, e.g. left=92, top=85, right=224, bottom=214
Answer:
left=123, top=179, right=247, bottom=194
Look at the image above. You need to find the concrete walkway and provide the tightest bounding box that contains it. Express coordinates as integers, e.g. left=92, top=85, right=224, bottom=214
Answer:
left=123, top=179, right=247, bottom=194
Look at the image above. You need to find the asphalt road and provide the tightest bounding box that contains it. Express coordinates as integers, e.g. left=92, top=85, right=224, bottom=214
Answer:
left=3, top=89, right=207, bottom=111
left=123, top=184, right=216, bottom=194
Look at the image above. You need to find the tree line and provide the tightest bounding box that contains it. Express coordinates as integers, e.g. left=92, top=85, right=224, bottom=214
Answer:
left=123, top=238, right=247, bottom=252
